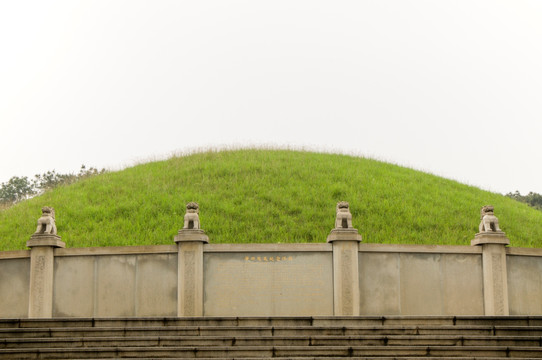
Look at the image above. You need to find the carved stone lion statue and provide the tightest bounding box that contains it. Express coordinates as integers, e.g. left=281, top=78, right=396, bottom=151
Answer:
left=479, top=205, right=501, bottom=233
left=335, top=201, right=353, bottom=229
left=35, top=206, right=57, bottom=235
left=183, top=202, right=200, bottom=230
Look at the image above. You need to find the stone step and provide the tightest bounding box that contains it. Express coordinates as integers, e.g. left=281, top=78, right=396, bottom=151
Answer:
left=1, top=345, right=542, bottom=359
left=3, top=325, right=542, bottom=339
left=3, top=317, right=542, bottom=359
left=70, top=358, right=542, bottom=360
left=3, top=316, right=542, bottom=329
left=0, top=325, right=522, bottom=338
left=2, top=335, right=542, bottom=349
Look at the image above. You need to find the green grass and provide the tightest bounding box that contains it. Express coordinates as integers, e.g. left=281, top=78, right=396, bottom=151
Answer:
left=1, top=149, right=541, bottom=251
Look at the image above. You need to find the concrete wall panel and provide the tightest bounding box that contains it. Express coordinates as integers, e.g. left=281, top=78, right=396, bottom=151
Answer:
left=2, top=243, right=540, bottom=318
left=204, top=252, right=333, bottom=316
left=136, top=254, right=177, bottom=316
left=400, top=253, right=443, bottom=315
left=507, top=255, right=542, bottom=315
left=359, top=252, right=400, bottom=315
left=95, top=255, right=136, bottom=317
left=359, top=252, right=483, bottom=315
left=0, top=258, right=30, bottom=318
left=53, top=256, right=95, bottom=317
left=441, top=254, right=483, bottom=315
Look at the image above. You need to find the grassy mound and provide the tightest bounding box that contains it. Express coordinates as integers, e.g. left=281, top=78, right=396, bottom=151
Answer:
left=1, top=149, right=541, bottom=251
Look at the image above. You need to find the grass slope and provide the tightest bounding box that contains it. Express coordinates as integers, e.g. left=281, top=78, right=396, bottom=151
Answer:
left=1, top=149, right=541, bottom=251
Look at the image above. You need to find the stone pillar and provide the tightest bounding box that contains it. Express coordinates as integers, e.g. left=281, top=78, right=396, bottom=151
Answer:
left=26, top=207, right=65, bottom=318
left=471, top=205, right=510, bottom=316
left=174, top=202, right=209, bottom=317
left=327, top=202, right=362, bottom=316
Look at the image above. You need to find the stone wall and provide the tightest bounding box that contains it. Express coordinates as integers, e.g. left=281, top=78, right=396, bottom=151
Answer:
left=2, top=242, right=542, bottom=318
left=52, top=247, right=178, bottom=317
left=506, top=248, right=542, bottom=315
left=0, top=203, right=540, bottom=318
left=359, top=245, right=485, bottom=315
left=203, top=244, right=333, bottom=316
left=0, top=252, right=29, bottom=318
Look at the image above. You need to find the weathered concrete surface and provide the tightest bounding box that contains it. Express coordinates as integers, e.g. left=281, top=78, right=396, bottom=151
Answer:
left=331, top=240, right=360, bottom=315
left=204, top=252, right=333, bottom=316
left=4, top=243, right=542, bottom=318
left=177, top=241, right=203, bottom=316
left=480, top=243, right=509, bottom=315
left=4, top=316, right=542, bottom=359
left=472, top=230, right=510, bottom=316
left=470, top=207, right=510, bottom=315
left=177, top=241, right=205, bottom=317
left=326, top=202, right=362, bottom=315
left=439, top=253, right=484, bottom=315
left=52, top=246, right=177, bottom=317
left=0, top=258, right=30, bottom=318
left=359, top=252, right=483, bottom=315
left=55, top=245, right=177, bottom=256
left=26, top=234, right=65, bottom=318
left=175, top=203, right=209, bottom=317
left=53, top=254, right=177, bottom=317
left=136, top=254, right=177, bottom=316
left=507, top=255, right=542, bottom=315
left=53, top=256, right=95, bottom=317
left=205, top=243, right=331, bottom=252
left=28, top=246, right=55, bottom=318
left=359, top=252, right=400, bottom=315
left=95, top=255, right=137, bottom=317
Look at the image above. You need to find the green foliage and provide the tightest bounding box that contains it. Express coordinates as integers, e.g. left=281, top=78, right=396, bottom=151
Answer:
left=506, top=191, right=542, bottom=211
left=0, top=176, right=35, bottom=204
left=1, top=150, right=542, bottom=251
left=32, top=170, right=75, bottom=191
left=0, top=165, right=105, bottom=206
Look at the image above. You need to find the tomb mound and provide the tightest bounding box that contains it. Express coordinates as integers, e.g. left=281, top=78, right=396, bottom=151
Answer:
left=1, top=149, right=541, bottom=250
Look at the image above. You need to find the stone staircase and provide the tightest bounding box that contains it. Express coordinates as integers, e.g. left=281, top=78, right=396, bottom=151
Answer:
left=2, top=316, right=542, bottom=359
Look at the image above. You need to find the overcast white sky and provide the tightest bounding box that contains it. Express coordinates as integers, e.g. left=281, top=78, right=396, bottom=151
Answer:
left=1, top=0, right=541, bottom=194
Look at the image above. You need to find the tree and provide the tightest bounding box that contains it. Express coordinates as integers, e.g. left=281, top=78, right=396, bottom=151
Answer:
left=0, top=165, right=106, bottom=207
left=0, top=176, right=35, bottom=204
left=33, top=170, right=75, bottom=191
left=506, top=191, right=542, bottom=211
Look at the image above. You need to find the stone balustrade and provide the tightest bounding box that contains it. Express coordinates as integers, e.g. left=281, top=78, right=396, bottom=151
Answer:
left=0, top=202, right=539, bottom=318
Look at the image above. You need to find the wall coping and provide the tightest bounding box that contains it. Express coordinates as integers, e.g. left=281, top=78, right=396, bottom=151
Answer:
left=359, top=243, right=482, bottom=254
left=507, top=247, right=542, bottom=257
left=2, top=243, right=542, bottom=259
left=54, top=245, right=178, bottom=257
left=0, top=250, right=30, bottom=259
left=204, top=243, right=332, bottom=252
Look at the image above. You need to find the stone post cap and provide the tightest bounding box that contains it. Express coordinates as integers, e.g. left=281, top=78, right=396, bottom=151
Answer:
left=175, top=229, right=209, bottom=243
left=327, top=228, right=362, bottom=242
left=327, top=201, right=362, bottom=243
left=27, top=234, right=65, bottom=248
left=471, top=232, right=510, bottom=246
left=174, top=202, right=209, bottom=243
